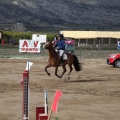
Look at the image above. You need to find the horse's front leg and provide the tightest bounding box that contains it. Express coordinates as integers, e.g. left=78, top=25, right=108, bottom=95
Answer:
left=55, top=66, right=62, bottom=78
left=45, top=64, right=52, bottom=76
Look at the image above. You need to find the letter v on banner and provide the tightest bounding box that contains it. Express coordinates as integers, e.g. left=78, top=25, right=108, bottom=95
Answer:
left=34, top=41, right=39, bottom=47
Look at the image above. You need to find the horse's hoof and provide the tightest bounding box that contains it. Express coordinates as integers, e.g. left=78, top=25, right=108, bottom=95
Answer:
left=48, top=73, right=50, bottom=76
left=67, top=74, right=70, bottom=80
left=68, top=77, right=70, bottom=80
left=57, top=76, right=62, bottom=78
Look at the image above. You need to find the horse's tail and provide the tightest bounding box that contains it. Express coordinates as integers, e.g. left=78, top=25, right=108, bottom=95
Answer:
left=72, top=55, right=82, bottom=71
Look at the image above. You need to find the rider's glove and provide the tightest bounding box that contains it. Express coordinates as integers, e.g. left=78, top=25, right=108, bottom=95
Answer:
left=56, top=47, right=59, bottom=50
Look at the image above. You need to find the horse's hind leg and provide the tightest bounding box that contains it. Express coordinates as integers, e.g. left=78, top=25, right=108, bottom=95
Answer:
left=61, top=65, right=67, bottom=77
left=67, top=63, right=73, bottom=79
left=45, top=64, right=51, bottom=76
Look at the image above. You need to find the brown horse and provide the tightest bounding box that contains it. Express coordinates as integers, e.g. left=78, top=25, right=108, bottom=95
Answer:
left=43, top=42, right=82, bottom=79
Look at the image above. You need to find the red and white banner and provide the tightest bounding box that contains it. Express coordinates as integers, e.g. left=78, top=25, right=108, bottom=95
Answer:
left=19, top=39, right=41, bottom=53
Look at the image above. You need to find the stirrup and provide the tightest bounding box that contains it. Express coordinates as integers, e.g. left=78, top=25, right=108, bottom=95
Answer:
left=59, top=62, right=63, bottom=65
left=59, top=58, right=63, bottom=65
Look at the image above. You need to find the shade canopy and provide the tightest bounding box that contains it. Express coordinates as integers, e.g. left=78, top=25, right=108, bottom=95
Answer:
left=60, top=31, right=120, bottom=39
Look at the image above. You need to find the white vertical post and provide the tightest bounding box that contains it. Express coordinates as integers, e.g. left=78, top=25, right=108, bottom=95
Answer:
left=44, top=89, right=48, bottom=115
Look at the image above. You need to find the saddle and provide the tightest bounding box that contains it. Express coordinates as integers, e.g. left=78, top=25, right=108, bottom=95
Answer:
left=56, top=50, right=67, bottom=60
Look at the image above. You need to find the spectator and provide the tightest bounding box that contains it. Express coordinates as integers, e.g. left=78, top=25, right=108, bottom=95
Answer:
left=1, top=39, right=5, bottom=44
left=9, top=38, right=15, bottom=45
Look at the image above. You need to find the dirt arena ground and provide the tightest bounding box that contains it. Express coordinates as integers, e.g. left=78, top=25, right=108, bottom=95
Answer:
left=0, top=58, right=120, bottom=120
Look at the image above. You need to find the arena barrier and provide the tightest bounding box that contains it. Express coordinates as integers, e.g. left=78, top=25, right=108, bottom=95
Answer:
left=21, top=62, right=48, bottom=120
left=36, top=90, right=48, bottom=120
left=20, top=62, right=62, bottom=120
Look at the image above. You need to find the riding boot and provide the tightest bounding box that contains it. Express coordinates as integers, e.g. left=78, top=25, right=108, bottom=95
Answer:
left=59, top=56, right=63, bottom=65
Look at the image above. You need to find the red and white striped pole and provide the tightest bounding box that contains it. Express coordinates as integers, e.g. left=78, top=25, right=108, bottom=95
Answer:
left=21, top=61, right=33, bottom=120
left=22, top=70, right=29, bottom=120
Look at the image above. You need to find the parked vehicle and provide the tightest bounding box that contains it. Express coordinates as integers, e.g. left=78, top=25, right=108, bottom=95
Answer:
left=107, top=53, right=120, bottom=67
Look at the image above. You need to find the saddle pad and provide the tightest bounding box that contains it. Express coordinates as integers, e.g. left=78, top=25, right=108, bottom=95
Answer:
left=63, top=53, right=67, bottom=60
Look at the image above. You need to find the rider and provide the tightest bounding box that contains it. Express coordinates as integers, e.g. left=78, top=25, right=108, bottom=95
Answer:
left=54, top=34, right=66, bottom=65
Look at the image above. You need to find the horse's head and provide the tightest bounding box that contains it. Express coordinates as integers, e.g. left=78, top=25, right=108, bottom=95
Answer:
left=43, top=42, right=53, bottom=50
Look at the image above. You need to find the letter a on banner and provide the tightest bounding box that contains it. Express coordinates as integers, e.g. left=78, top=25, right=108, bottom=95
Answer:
left=22, top=40, right=28, bottom=47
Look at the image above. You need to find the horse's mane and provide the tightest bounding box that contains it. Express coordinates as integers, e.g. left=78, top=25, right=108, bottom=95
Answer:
left=47, top=42, right=58, bottom=57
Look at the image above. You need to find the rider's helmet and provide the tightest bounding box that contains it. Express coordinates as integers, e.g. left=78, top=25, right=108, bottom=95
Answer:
left=59, top=34, right=64, bottom=39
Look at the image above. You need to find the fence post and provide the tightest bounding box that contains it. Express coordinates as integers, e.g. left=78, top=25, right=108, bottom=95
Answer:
left=79, top=47, right=81, bottom=58
left=41, top=48, right=44, bottom=57
left=4, top=47, right=7, bottom=58
left=43, top=48, right=44, bottom=57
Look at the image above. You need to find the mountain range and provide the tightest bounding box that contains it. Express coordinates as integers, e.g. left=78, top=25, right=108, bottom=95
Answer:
left=0, top=0, right=120, bottom=32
